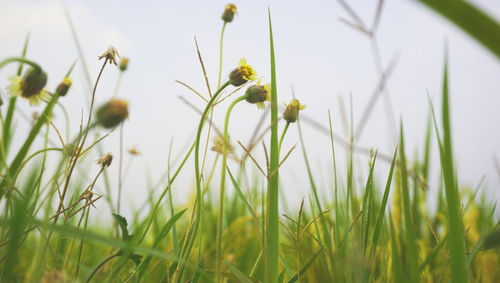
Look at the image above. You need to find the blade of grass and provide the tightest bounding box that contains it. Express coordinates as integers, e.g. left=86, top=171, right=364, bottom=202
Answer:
left=267, top=8, right=280, bottom=283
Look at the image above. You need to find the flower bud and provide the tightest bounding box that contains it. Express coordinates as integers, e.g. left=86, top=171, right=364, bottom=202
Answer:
left=222, top=4, right=237, bottom=23
left=21, top=67, right=47, bottom=98
left=96, top=98, right=129, bottom=128
left=56, top=78, right=72, bottom=96
left=119, top=57, right=129, bottom=72
left=283, top=99, right=305, bottom=123
left=245, top=84, right=269, bottom=104
left=229, top=58, right=256, bottom=87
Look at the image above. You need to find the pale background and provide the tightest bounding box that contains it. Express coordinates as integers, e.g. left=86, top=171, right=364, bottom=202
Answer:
left=1, top=0, right=499, bottom=222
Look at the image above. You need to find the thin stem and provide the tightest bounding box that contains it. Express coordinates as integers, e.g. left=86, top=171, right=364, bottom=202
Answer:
left=217, top=22, right=227, bottom=89
left=175, top=81, right=230, bottom=283
left=117, top=123, right=124, bottom=213
left=112, top=71, right=123, bottom=98
left=216, top=94, right=247, bottom=283
left=278, top=122, right=290, bottom=155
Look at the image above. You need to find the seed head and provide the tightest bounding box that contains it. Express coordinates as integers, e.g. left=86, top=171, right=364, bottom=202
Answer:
left=222, top=4, right=237, bottom=23
left=96, top=98, right=129, bottom=128
left=97, top=153, right=113, bottom=168
left=283, top=99, right=305, bottom=123
left=99, top=46, right=120, bottom=66
left=229, top=58, right=257, bottom=86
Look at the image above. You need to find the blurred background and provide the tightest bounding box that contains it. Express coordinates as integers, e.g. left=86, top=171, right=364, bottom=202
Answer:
left=1, top=0, right=499, bottom=222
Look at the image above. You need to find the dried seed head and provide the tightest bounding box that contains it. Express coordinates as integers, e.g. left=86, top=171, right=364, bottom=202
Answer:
left=96, top=98, right=129, bottom=128
left=99, top=46, right=120, bottom=66
left=229, top=58, right=257, bottom=86
left=211, top=135, right=234, bottom=155
left=119, top=57, right=129, bottom=72
left=97, top=153, right=113, bottom=168
left=222, top=4, right=237, bottom=23
left=56, top=78, right=72, bottom=96
left=283, top=99, right=305, bottom=123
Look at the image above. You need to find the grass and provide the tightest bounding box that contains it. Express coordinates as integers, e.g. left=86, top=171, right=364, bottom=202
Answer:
left=1, top=1, right=500, bottom=282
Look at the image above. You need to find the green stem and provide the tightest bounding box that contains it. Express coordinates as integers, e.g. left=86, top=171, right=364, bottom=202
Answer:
left=112, top=71, right=123, bottom=98
left=216, top=94, right=247, bottom=283
left=175, top=81, right=230, bottom=282
left=85, top=251, right=121, bottom=283
left=278, top=122, right=290, bottom=155
left=217, top=22, right=227, bottom=89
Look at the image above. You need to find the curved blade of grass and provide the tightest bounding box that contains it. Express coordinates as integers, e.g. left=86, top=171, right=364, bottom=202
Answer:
left=287, top=248, right=322, bottom=283
left=466, top=205, right=496, bottom=266
left=414, top=0, right=500, bottom=60
left=361, top=150, right=377, bottom=253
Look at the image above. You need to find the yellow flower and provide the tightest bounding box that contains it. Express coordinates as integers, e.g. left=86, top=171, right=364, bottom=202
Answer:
left=222, top=4, right=237, bottom=23
left=6, top=67, right=50, bottom=106
left=246, top=80, right=270, bottom=109
left=229, top=58, right=257, bottom=86
left=56, top=78, right=72, bottom=96
left=283, top=99, right=305, bottom=123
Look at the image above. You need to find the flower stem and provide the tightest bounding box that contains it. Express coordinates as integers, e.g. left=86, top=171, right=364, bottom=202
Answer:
left=278, top=122, right=290, bottom=156
left=175, top=81, right=230, bottom=282
left=216, top=94, right=247, bottom=283
left=217, top=22, right=227, bottom=89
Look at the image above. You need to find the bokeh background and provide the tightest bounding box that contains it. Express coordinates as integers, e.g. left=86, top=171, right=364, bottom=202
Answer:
left=1, top=0, right=499, bottom=221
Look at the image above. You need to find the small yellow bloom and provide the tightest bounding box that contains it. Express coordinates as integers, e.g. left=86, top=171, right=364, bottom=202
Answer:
left=283, top=99, right=305, bottom=123
left=6, top=67, right=50, bottom=106
left=246, top=80, right=270, bottom=109
left=56, top=78, right=72, bottom=96
left=229, top=58, right=257, bottom=86
left=222, top=4, right=237, bottom=23
left=119, top=57, right=129, bottom=71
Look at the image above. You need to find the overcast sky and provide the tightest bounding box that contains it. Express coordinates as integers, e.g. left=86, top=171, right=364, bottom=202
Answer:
left=1, top=0, right=499, bottom=220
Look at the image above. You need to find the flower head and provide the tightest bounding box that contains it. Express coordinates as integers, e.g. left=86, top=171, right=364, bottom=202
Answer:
left=283, top=99, right=305, bottom=123
left=96, top=98, right=129, bottom=128
left=6, top=67, right=50, bottom=106
left=97, top=153, right=113, bottom=168
left=99, top=46, right=120, bottom=66
left=246, top=81, right=270, bottom=109
left=56, top=78, right=72, bottom=96
left=229, top=58, right=257, bottom=86
left=211, top=135, right=234, bottom=155
left=222, top=4, right=237, bottom=23
left=119, top=57, right=129, bottom=72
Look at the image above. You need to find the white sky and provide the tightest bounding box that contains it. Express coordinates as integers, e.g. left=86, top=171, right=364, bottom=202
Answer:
left=1, top=0, right=499, bottom=221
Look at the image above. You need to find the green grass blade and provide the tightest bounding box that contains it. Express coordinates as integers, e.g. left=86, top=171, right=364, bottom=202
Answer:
left=415, top=0, right=500, bottom=61
left=398, top=124, right=419, bottom=283
left=225, top=261, right=254, bottom=283
left=267, top=8, right=280, bottom=283
left=466, top=205, right=496, bottom=266
left=361, top=150, right=377, bottom=253
left=389, top=213, right=404, bottom=283
left=439, top=55, right=467, bottom=282
left=287, top=248, right=322, bottom=283
left=371, top=147, right=397, bottom=256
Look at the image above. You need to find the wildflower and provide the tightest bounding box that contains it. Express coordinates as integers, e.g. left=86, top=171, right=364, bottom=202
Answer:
left=222, top=4, right=237, bottom=23
left=128, top=146, right=140, bottom=155
left=283, top=99, right=305, bottom=123
left=246, top=81, right=270, bottom=109
left=229, top=58, right=257, bottom=86
left=98, top=46, right=120, bottom=66
left=96, top=98, right=129, bottom=128
left=97, top=153, right=113, bottom=168
left=6, top=67, right=50, bottom=105
left=119, top=57, right=129, bottom=72
left=56, top=78, right=72, bottom=96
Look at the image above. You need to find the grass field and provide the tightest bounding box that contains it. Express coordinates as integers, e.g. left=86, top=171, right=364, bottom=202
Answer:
left=1, top=1, right=500, bottom=282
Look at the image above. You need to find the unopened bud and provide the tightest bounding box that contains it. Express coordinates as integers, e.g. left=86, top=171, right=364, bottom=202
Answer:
left=222, top=4, right=237, bottom=23
left=119, top=57, right=129, bottom=72
left=56, top=78, right=72, bottom=96
left=283, top=99, right=305, bottom=123
left=96, top=98, right=129, bottom=128
left=21, top=67, right=47, bottom=98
